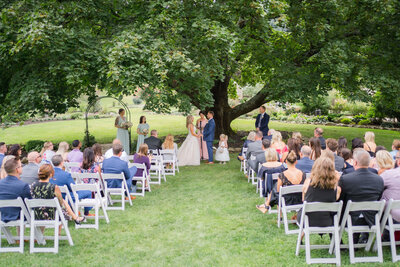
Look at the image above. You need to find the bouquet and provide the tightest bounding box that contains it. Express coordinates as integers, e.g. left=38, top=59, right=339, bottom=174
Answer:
left=142, top=129, right=149, bottom=135
left=122, top=121, right=133, bottom=129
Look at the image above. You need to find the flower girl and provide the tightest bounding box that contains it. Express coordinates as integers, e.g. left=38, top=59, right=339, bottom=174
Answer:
left=215, top=134, right=230, bottom=164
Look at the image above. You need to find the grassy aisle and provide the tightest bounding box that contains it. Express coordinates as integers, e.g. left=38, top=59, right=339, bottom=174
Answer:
left=1, top=159, right=397, bottom=266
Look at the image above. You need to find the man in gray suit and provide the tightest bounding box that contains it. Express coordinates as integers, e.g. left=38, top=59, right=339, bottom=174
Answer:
left=248, top=139, right=270, bottom=172
left=246, top=131, right=263, bottom=161
left=20, top=151, right=41, bottom=185
left=326, top=138, right=345, bottom=172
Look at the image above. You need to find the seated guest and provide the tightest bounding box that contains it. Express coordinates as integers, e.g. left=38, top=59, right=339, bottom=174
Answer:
left=296, top=145, right=314, bottom=173
left=8, top=144, right=22, bottom=159
left=281, top=138, right=301, bottom=163
left=292, top=132, right=303, bottom=147
left=144, top=130, right=163, bottom=153
left=257, top=151, right=303, bottom=213
left=0, top=157, right=31, bottom=222
left=248, top=139, right=270, bottom=172
left=238, top=131, right=256, bottom=161
left=341, top=148, right=353, bottom=173
left=133, top=144, right=152, bottom=188
left=314, top=127, right=326, bottom=150
left=363, top=131, right=377, bottom=157
left=351, top=138, right=364, bottom=152
left=162, top=134, right=178, bottom=159
left=257, top=148, right=286, bottom=200
left=20, top=151, right=42, bottom=185
left=80, top=148, right=101, bottom=183
left=325, top=138, right=345, bottom=172
left=298, top=157, right=341, bottom=227
left=56, top=141, right=69, bottom=161
left=0, top=155, right=15, bottom=179
left=67, top=140, right=83, bottom=172
left=105, top=139, right=129, bottom=162
left=271, top=131, right=288, bottom=158
left=376, top=150, right=395, bottom=175
left=40, top=142, right=56, bottom=164
left=389, top=139, right=400, bottom=160
left=339, top=148, right=384, bottom=243
left=51, top=155, right=92, bottom=215
left=264, top=129, right=275, bottom=141
left=0, top=142, right=7, bottom=167
left=246, top=131, right=263, bottom=161
left=102, top=143, right=137, bottom=199
left=31, top=164, right=84, bottom=225
left=309, top=137, right=322, bottom=160
left=92, top=143, right=104, bottom=164
left=337, top=136, right=347, bottom=157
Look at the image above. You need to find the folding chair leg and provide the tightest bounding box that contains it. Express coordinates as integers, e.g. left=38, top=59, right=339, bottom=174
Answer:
left=390, top=226, right=399, bottom=262
left=305, top=230, right=311, bottom=264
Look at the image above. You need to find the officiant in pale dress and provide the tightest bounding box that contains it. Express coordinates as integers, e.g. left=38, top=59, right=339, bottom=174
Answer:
left=115, top=108, right=131, bottom=155
left=196, top=111, right=208, bottom=161
left=136, top=115, right=150, bottom=153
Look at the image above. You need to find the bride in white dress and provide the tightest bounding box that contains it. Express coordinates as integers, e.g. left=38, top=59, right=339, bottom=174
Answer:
left=178, top=115, right=201, bottom=166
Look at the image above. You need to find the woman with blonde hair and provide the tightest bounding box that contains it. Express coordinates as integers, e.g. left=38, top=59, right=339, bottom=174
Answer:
left=271, top=131, right=288, bottom=157
left=177, top=115, right=201, bottom=166
left=40, top=142, right=55, bottom=164
left=376, top=150, right=395, bottom=175
left=364, top=131, right=377, bottom=157
left=238, top=131, right=256, bottom=161
left=292, top=132, right=303, bottom=146
left=56, top=141, right=69, bottom=161
left=0, top=155, right=15, bottom=179
left=162, top=134, right=178, bottom=163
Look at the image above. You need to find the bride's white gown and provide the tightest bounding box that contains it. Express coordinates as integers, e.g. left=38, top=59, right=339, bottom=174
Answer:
left=178, top=126, right=200, bottom=166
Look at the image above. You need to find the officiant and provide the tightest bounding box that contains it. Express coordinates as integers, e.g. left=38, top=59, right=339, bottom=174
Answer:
left=115, top=108, right=131, bottom=155
left=255, top=105, right=270, bottom=137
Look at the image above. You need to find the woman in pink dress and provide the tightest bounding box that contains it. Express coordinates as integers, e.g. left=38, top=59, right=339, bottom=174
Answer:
left=196, top=111, right=209, bottom=161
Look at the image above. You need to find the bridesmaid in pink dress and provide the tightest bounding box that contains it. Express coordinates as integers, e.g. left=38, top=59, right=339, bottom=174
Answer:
left=196, top=111, right=209, bottom=160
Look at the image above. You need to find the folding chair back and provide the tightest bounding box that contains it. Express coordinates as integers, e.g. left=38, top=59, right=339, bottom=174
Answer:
left=129, top=163, right=151, bottom=197
left=24, top=198, right=73, bottom=253
left=160, top=149, right=177, bottom=176
left=150, top=155, right=166, bottom=184
left=278, top=185, right=303, bottom=234
left=296, top=201, right=343, bottom=266
left=127, top=155, right=134, bottom=163
left=64, top=162, right=80, bottom=173
left=102, top=172, right=132, bottom=210
left=0, top=198, right=26, bottom=253
left=241, top=148, right=248, bottom=174
left=306, top=172, right=311, bottom=179
left=267, top=173, right=280, bottom=214
left=58, top=185, right=77, bottom=214
left=76, top=172, right=101, bottom=185
left=377, top=199, right=400, bottom=262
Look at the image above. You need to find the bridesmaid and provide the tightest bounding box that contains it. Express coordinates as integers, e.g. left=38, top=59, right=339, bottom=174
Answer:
left=196, top=111, right=209, bottom=160
left=115, top=108, right=130, bottom=155
left=136, top=116, right=150, bottom=153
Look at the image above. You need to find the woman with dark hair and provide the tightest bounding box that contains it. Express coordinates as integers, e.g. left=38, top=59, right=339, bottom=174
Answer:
left=281, top=138, right=301, bottom=163
left=136, top=115, right=149, bottom=153
left=309, top=137, right=322, bottom=160
left=337, top=136, right=347, bottom=157
left=7, top=144, right=22, bottom=159
left=115, top=108, right=131, bottom=155
left=351, top=138, right=364, bottom=152
left=80, top=148, right=101, bottom=183
left=92, top=143, right=104, bottom=164
left=196, top=111, right=208, bottom=160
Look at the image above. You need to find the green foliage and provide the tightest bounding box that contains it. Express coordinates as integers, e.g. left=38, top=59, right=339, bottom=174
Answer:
left=358, top=119, right=371, bottom=126
left=352, top=115, right=367, bottom=124
left=340, top=118, right=352, bottom=125
left=82, top=131, right=96, bottom=149
left=70, top=113, right=81, bottom=120
left=24, top=140, right=45, bottom=152
left=300, top=96, right=330, bottom=115
left=132, top=98, right=143, bottom=105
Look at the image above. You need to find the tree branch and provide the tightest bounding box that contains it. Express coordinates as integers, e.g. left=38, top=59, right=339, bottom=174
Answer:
left=230, top=84, right=270, bottom=119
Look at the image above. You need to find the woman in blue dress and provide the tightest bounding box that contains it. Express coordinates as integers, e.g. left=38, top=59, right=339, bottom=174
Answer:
left=136, top=116, right=150, bottom=153
left=115, top=108, right=131, bottom=155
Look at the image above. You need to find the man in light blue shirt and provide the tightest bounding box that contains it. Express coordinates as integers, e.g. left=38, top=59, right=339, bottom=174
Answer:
left=0, top=142, right=7, bottom=167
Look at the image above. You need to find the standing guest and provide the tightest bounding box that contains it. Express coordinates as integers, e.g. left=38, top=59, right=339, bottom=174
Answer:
left=337, top=136, right=348, bottom=157
left=246, top=131, right=263, bottom=161
left=136, top=115, right=149, bottom=153
left=115, top=108, right=131, bottom=155
left=339, top=148, right=384, bottom=243
left=351, top=138, right=364, bottom=152
left=20, top=151, right=42, bottom=185
left=144, top=130, right=163, bottom=153
left=80, top=148, right=101, bottom=183
left=67, top=140, right=83, bottom=172
left=203, top=111, right=216, bottom=164
left=325, top=138, right=345, bottom=172
left=162, top=134, right=178, bottom=162
left=56, top=141, right=69, bottom=161
left=31, top=164, right=85, bottom=224
left=271, top=131, right=288, bottom=158
left=363, top=131, right=377, bottom=157
left=281, top=138, right=301, bottom=163
left=292, top=132, right=303, bottom=147
left=40, top=142, right=55, bottom=164
left=309, top=137, right=322, bottom=160
left=238, top=131, right=256, bottom=161
left=196, top=111, right=209, bottom=161
left=389, top=140, right=400, bottom=160
left=7, top=144, right=22, bottom=159
left=314, top=127, right=326, bottom=150
left=133, top=144, right=151, bottom=189
left=248, top=139, right=270, bottom=172
left=0, top=158, right=32, bottom=222
left=255, top=105, right=270, bottom=137
left=92, top=143, right=104, bottom=164
left=51, top=155, right=92, bottom=215
left=102, top=143, right=137, bottom=198
left=0, top=142, right=7, bottom=167
left=0, top=156, right=15, bottom=179
left=215, top=134, right=230, bottom=164
left=296, top=145, right=314, bottom=173
left=376, top=150, right=395, bottom=175
left=105, top=139, right=129, bottom=162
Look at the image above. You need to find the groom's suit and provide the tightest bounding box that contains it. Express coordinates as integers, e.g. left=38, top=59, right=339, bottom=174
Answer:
left=203, top=118, right=215, bottom=162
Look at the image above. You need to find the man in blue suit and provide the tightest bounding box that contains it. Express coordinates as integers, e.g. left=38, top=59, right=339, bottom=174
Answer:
left=203, top=111, right=216, bottom=164
left=102, top=143, right=137, bottom=199
left=0, top=142, right=7, bottom=167
left=0, top=158, right=31, bottom=222
left=296, top=145, right=314, bottom=173
left=255, top=106, right=270, bottom=137
left=50, top=155, right=92, bottom=215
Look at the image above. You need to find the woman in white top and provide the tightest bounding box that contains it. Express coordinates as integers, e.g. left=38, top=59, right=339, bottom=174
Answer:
left=177, top=115, right=201, bottom=166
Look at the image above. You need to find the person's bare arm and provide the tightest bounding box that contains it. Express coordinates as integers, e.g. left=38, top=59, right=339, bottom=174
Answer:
left=276, top=177, right=283, bottom=193
left=336, top=186, right=342, bottom=200
left=190, top=125, right=199, bottom=137
left=115, top=117, right=120, bottom=128
left=54, top=186, right=65, bottom=207
left=302, top=178, right=311, bottom=202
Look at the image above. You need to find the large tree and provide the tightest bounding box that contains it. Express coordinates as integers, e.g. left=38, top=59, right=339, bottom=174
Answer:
left=1, top=1, right=399, bottom=134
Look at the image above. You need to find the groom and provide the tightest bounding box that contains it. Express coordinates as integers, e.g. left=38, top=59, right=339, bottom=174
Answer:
left=203, top=111, right=215, bottom=164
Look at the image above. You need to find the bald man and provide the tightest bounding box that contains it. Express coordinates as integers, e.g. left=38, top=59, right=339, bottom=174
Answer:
left=105, top=139, right=129, bottom=162
left=20, top=151, right=42, bottom=185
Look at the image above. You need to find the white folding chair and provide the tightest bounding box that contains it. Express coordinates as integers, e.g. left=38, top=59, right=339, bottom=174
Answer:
left=24, top=198, right=74, bottom=253
left=129, top=163, right=151, bottom=197
left=278, top=185, right=304, bottom=234
left=296, top=201, right=343, bottom=266
left=127, top=155, right=134, bottom=163
left=335, top=200, right=385, bottom=264
left=58, top=185, right=77, bottom=215
left=306, top=172, right=311, bottom=179
left=149, top=155, right=166, bottom=184
left=102, top=172, right=132, bottom=210
left=241, top=148, right=248, bottom=174
left=268, top=173, right=280, bottom=214
left=70, top=172, right=80, bottom=183
left=64, top=162, right=80, bottom=173
left=71, top=184, right=109, bottom=230
left=160, top=149, right=177, bottom=176
left=375, top=199, right=400, bottom=262
left=0, top=198, right=26, bottom=253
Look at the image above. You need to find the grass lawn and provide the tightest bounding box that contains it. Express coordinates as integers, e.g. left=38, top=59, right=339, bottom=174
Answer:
left=0, top=159, right=398, bottom=266
left=1, top=112, right=399, bottom=149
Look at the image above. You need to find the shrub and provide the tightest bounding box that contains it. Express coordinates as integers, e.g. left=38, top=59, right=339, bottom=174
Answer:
left=352, top=114, right=367, bottom=124
left=71, top=113, right=82, bottom=120
left=82, top=131, right=96, bottom=149
left=348, top=102, right=369, bottom=116
left=24, top=140, right=45, bottom=152
left=326, top=113, right=342, bottom=122
left=340, top=118, right=352, bottom=124
left=358, top=119, right=371, bottom=125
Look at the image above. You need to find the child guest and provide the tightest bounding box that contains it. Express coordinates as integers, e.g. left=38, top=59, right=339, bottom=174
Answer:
left=215, top=134, right=230, bottom=164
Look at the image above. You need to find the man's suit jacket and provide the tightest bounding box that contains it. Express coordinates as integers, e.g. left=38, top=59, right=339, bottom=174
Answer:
left=318, top=136, right=326, bottom=150
left=334, top=154, right=345, bottom=172
left=50, top=167, right=75, bottom=193
left=144, top=136, right=162, bottom=151
left=0, top=175, right=31, bottom=222
left=255, top=113, right=270, bottom=136
left=339, top=168, right=384, bottom=226
left=296, top=157, right=314, bottom=173
left=102, top=156, right=134, bottom=188
left=246, top=140, right=263, bottom=160
left=20, top=162, right=39, bottom=185
left=248, top=150, right=266, bottom=172
left=203, top=118, right=215, bottom=142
